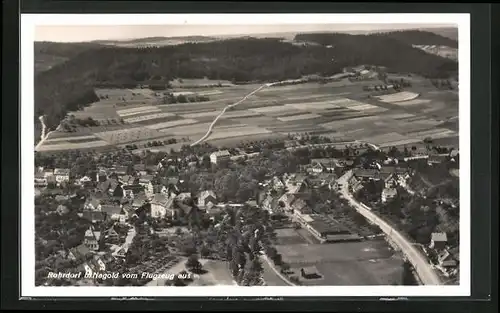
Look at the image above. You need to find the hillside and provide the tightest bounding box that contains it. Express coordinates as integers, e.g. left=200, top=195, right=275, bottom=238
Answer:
left=34, top=41, right=104, bottom=74
left=35, top=35, right=457, bottom=131
left=376, top=30, right=458, bottom=48
left=294, top=32, right=457, bottom=76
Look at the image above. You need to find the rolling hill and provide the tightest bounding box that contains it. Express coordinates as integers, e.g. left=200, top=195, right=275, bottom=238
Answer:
left=34, top=32, right=457, bottom=132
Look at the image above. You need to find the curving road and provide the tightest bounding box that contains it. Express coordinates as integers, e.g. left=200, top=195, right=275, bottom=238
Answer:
left=35, top=115, right=53, bottom=151
left=190, top=84, right=271, bottom=146
left=337, top=170, right=442, bottom=285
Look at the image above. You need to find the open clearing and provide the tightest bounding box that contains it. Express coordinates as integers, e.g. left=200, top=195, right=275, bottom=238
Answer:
left=275, top=239, right=404, bottom=285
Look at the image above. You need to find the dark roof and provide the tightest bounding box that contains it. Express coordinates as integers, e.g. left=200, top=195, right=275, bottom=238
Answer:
left=308, top=215, right=350, bottom=235
left=82, top=211, right=106, bottom=222
left=100, top=204, right=122, bottom=215
left=70, top=244, right=91, bottom=260
left=325, top=234, right=362, bottom=242
left=151, top=193, right=170, bottom=206
left=354, top=168, right=379, bottom=178
left=133, top=164, right=146, bottom=171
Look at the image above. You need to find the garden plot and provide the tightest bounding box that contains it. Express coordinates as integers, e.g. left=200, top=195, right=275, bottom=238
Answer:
left=406, top=128, right=458, bottom=140
left=378, top=138, right=423, bottom=148
left=377, top=91, right=419, bottom=103
left=220, top=110, right=263, bottom=119
left=320, top=115, right=379, bottom=130
left=124, top=112, right=177, bottom=123
left=180, top=110, right=219, bottom=119
left=208, top=126, right=272, bottom=140
left=277, top=113, right=321, bottom=122
left=160, top=122, right=212, bottom=136
left=44, top=135, right=100, bottom=143
left=94, top=127, right=167, bottom=144
left=250, top=105, right=287, bottom=114
left=361, top=132, right=408, bottom=145
left=36, top=140, right=110, bottom=152
left=146, top=119, right=199, bottom=130
left=117, top=106, right=161, bottom=117
left=393, top=98, right=431, bottom=106
left=284, top=101, right=343, bottom=111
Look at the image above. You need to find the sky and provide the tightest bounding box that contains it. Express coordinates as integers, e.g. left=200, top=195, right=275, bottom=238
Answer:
left=35, top=23, right=456, bottom=42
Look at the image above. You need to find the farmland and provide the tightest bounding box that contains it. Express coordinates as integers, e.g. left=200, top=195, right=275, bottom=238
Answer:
left=35, top=72, right=458, bottom=153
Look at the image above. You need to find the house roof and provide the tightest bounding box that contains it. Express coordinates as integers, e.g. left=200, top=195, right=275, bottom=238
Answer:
left=151, top=193, right=170, bottom=206
left=354, top=168, right=379, bottom=178
left=307, top=215, right=349, bottom=235
left=211, top=150, right=231, bottom=157
left=82, top=211, right=106, bottom=222
left=114, top=166, right=128, bottom=174
left=70, top=244, right=91, bottom=260
left=85, top=197, right=101, bottom=208
left=300, top=266, right=319, bottom=275
left=101, top=204, right=122, bottom=215
left=431, top=232, right=448, bottom=242
left=311, top=158, right=337, bottom=168
left=54, top=168, right=70, bottom=175
left=139, top=175, right=154, bottom=183
left=133, top=164, right=146, bottom=171
left=176, top=192, right=191, bottom=201
left=198, top=190, right=217, bottom=201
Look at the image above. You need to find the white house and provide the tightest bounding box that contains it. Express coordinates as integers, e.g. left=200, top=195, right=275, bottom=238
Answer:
left=150, top=193, right=174, bottom=219
left=210, top=150, right=231, bottom=164
left=54, top=168, right=70, bottom=184
left=84, top=197, right=102, bottom=211
left=197, top=190, right=217, bottom=208
left=429, top=232, right=448, bottom=250
left=83, top=226, right=100, bottom=251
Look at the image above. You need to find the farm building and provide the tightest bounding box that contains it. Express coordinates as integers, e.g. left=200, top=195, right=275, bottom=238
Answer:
left=310, top=158, right=337, bottom=174
left=210, top=150, right=231, bottom=164
left=304, top=215, right=361, bottom=243
left=54, top=168, right=70, bottom=184
left=300, top=266, right=322, bottom=279
left=429, top=232, right=448, bottom=250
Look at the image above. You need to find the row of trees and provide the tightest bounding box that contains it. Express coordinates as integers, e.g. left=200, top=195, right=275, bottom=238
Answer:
left=160, top=93, right=210, bottom=105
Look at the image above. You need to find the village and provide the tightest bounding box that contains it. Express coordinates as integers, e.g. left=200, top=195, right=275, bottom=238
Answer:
left=34, top=134, right=460, bottom=286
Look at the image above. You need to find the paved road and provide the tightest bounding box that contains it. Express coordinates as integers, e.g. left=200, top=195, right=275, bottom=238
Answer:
left=337, top=170, right=442, bottom=285
left=260, top=254, right=295, bottom=286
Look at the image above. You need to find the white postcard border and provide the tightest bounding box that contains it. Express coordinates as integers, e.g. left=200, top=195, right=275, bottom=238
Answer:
left=21, top=13, right=471, bottom=297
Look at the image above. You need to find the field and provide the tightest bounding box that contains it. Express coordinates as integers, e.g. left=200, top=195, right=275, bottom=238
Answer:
left=35, top=75, right=459, bottom=153
left=275, top=239, right=405, bottom=285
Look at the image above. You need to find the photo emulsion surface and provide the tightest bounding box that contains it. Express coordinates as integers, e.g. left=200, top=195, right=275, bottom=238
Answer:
left=23, top=14, right=470, bottom=297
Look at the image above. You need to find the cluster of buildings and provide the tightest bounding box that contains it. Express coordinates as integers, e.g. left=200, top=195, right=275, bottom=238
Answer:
left=427, top=232, right=459, bottom=277
left=34, top=167, right=70, bottom=187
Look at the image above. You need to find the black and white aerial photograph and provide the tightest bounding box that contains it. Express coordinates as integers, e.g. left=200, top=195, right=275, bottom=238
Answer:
left=22, top=13, right=470, bottom=297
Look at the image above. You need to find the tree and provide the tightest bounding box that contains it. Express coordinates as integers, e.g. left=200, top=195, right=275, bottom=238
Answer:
left=186, top=254, right=202, bottom=272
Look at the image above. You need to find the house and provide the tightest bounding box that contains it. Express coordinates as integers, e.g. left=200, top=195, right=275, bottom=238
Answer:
left=84, top=197, right=102, bottom=211
left=56, top=204, right=69, bottom=215
left=99, top=179, right=124, bottom=198
left=69, top=244, right=91, bottom=262
left=176, top=192, right=192, bottom=202
left=101, top=204, right=123, bottom=222
left=300, top=266, right=321, bottom=279
left=150, top=193, right=174, bottom=219
left=328, top=177, right=340, bottom=191
left=54, top=194, right=69, bottom=203
left=34, top=172, right=48, bottom=187
left=112, top=244, right=129, bottom=258
left=271, top=176, right=285, bottom=191
left=310, top=159, right=337, bottom=173
left=81, top=211, right=106, bottom=223
left=54, top=168, right=70, bottom=184
left=119, top=175, right=138, bottom=186
left=210, top=150, right=231, bottom=164
left=429, top=232, right=448, bottom=250
left=174, top=201, right=201, bottom=223
left=123, top=184, right=144, bottom=195
left=437, top=249, right=458, bottom=268
left=83, top=226, right=100, bottom=251
left=261, top=194, right=279, bottom=214
left=79, top=176, right=93, bottom=186
left=104, top=226, right=120, bottom=241
left=381, top=188, right=397, bottom=203
left=113, top=166, right=128, bottom=177
left=305, top=215, right=355, bottom=241
left=43, top=169, right=55, bottom=179
left=96, top=169, right=109, bottom=182
left=139, top=175, right=154, bottom=187
left=197, top=190, right=217, bottom=209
